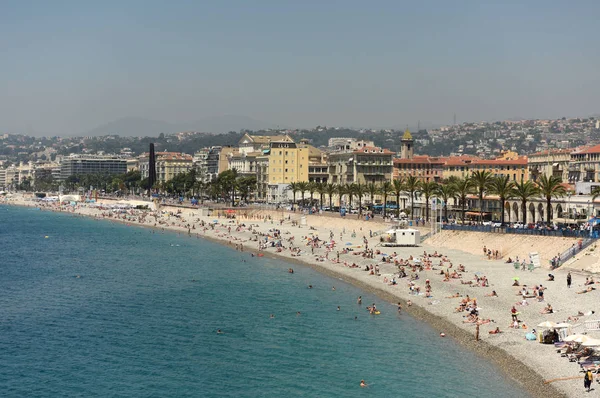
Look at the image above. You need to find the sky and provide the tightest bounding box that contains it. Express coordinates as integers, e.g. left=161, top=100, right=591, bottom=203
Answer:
left=1, top=0, right=599, bottom=135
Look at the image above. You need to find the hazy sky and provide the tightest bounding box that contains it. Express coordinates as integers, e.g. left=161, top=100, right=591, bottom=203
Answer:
left=1, top=0, right=599, bottom=135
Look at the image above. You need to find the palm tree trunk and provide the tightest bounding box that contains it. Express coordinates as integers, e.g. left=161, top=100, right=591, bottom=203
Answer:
left=479, top=193, right=484, bottom=225
left=329, top=194, right=333, bottom=210
left=500, top=198, right=505, bottom=225
left=546, top=196, right=551, bottom=223
left=461, top=200, right=466, bottom=224
left=522, top=200, right=527, bottom=224
left=383, top=193, right=387, bottom=218
left=396, top=193, right=400, bottom=218
left=410, top=193, right=414, bottom=220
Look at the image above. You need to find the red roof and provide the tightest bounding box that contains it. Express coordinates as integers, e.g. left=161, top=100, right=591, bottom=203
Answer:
left=573, top=144, right=600, bottom=155
left=394, top=155, right=446, bottom=165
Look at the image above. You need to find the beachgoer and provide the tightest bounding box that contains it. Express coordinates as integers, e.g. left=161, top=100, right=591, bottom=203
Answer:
left=360, top=380, right=367, bottom=388
left=584, top=369, right=593, bottom=392
left=567, top=272, right=572, bottom=288
left=357, top=296, right=362, bottom=305
left=337, top=306, right=340, bottom=311
left=217, top=329, right=223, bottom=334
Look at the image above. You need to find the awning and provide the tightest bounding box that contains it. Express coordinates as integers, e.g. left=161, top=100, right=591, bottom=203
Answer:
left=553, top=163, right=559, bottom=167
left=465, top=211, right=491, bottom=216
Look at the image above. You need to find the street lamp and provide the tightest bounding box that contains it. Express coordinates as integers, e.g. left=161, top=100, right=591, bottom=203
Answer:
left=567, top=191, right=572, bottom=221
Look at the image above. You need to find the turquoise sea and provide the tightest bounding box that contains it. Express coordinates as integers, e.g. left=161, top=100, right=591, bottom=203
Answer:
left=0, top=206, right=528, bottom=397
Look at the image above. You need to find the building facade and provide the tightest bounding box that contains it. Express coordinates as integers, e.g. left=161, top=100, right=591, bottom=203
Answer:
left=528, top=148, right=571, bottom=182
left=328, top=146, right=394, bottom=185
left=60, top=155, right=128, bottom=181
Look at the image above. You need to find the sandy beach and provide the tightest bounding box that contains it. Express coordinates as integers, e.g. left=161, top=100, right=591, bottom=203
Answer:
left=7, top=193, right=600, bottom=397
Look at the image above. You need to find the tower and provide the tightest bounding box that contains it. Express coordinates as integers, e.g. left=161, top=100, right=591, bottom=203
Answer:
left=148, top=143, right=157, bottom=192
left=400, top=128, right=414, bottom=159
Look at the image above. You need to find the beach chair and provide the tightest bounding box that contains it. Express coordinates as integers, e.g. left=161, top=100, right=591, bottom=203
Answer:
left=528, top=262, right=535, bottom=271
left=513, top=262, right=520, bottom=270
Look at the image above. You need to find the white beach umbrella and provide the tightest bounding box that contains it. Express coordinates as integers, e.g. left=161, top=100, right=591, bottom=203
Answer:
left=581, top=338, right=600, bottom=347
left=554, top=323, right=571, bottom=329
left=537, top=321, right=557, bottom=328
left=564, top=334, right=590, bottom=343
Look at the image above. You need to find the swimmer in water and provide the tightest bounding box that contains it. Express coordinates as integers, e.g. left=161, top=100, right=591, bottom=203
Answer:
left=270, top=314, right=275, bottom=319
left=296, top=312, right=301, bottom=316
left=354, top=316, right=358, bottom=320
left=308, top=285, right=313, bottom=289
left=217, top=329, right=223, bottom=334
left=357, top=296, right=362, bottom=305
left=337, top=306, right=340, bottom=311
left=332, top=286, right=336, bottom=291
left=360, top=380, right=367, bottom=388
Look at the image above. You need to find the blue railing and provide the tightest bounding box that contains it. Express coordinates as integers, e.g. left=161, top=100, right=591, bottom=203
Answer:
left=442, top=224, right=598, bottom=239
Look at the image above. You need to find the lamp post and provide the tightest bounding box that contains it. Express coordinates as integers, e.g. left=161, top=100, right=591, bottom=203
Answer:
left=567, top=191, right=572, bottom=221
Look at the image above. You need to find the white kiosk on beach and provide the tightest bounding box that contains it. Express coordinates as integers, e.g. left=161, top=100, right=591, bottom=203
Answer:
left=381, top=228, right=420, bottom=247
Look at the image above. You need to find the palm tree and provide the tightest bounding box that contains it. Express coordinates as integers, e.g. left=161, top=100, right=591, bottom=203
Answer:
left=288, top=182, right=300, bottom=210
left=592, top=186, right=600, bottom=201
left=315, top=182, right=326, bottom=210
left=512, top=180, right=539, bottom=225
left=296, top=181, right=309, bottom=208
left=435, top=183, right=456, bottom=222
left=453, top=177, right=474, bottom=224
left=366, top=182, right=379, bottom=211
left=537, top=175, right=566, bottom=223
left=307, top=181, right=317, bottom=207
left=471, top=170, right=494, bottom=224
left=404, top=176, right=421, bottom=220
left=380, top=181, right=393, bottom=218
left=353, top=182, right=368, bottom=215
left=336, top=184, right=347, bottom=210
left=420, top=181, right=438, bottom=222
left=345, top=183, right=355, bottom=210
left=489, top=175, right=515, bottom=225
left=325, top=183, right=337, bottom=210
left=392, top=179, right=404, bottom=218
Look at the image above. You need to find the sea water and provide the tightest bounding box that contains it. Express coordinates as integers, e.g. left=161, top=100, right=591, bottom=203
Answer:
left=0, top=206, right=528, bottom=397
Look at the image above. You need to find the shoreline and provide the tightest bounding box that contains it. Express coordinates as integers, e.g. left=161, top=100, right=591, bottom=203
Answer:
left=1, top=197, right=584, bottom=396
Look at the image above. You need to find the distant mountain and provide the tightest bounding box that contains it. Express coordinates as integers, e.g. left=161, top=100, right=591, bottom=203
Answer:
left=188, top=115, right=281, bottom=133
left=82, top=115, right=280, bottom=137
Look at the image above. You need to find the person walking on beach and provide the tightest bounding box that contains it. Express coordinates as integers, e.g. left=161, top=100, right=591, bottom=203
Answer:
left=584, top=368, right=593, bottom=392
left=567, top=272, right=572, bottom=288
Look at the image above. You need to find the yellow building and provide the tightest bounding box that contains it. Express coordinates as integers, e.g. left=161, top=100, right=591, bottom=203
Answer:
left=267, top=141, right=310, bottom=184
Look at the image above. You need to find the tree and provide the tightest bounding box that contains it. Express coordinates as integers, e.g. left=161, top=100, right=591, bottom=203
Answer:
left=420, top=181, right=438, bottom=222
left=352, top=182, right=367, bottom=215
left=366, top=182, right=379, bottom=211
left=237, top=175, right=257, bottom=203
left=307, top=181, right=317, bottom=207
left=380, top=181, right=393, bottom=218
left=296, top=181, right=309, bottom=208
left=216, top=169, right=238, bottom=206
left=512, top=180, right=539, bottom=225
left=345, top=183, right=355, bottom=210
left=336, top=184, right=347, bottom=210
left=452, top=177, right=474, bottom=224
left=434, top=183, right=456, bottom=222
left=471, top=170, right=494, bottom=224
left=489, top=175, right=515, bottom=225
left=288, top=182, right=299, bottom=209
left=592, top=186, right=600, bottom=202
left=537, top=175, right=566, bottom=223
left=392, top=179, right=404, bottom=218
left=404, top=176, right=421, bottom=220
left=325, top=183, right=336, bottom=210
left=315, top=182, right=326, bottom=210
